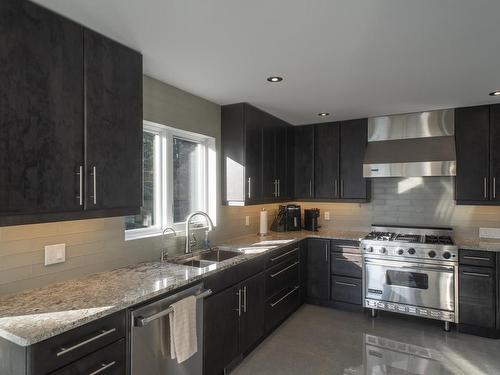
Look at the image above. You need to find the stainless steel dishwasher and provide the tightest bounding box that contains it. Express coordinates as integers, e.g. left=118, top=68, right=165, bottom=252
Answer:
left=130, top=284, right=211, bottom=375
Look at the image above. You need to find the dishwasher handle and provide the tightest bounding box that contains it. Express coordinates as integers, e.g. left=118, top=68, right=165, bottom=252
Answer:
left=134, top=289, right=212, bottom=327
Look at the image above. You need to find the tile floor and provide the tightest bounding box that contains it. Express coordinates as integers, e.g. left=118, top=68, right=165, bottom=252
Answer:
left=231, top=305, right=500, bottom=375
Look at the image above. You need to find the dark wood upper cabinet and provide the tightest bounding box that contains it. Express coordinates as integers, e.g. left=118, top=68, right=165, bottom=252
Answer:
left=0, top=1, right=84, bottom=219
left=490, top=104, right=500, bottom=202
left=314, top=122, right=340, bottom=199
left=0, top=2, right=143, bottom=226
left=294, top=125, right=315, bottom=199
left=222, top=103, right=292, bottom=205
left=340, top=119, right=370, bottom=200
left=84, top=29, right=143, bottom=212
left=455, top=106, right=491, bottom=203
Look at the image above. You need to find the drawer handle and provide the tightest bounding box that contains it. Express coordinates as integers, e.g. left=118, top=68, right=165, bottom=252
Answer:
left=270, top=286, right=299, bottom=308
left=56, top=328, right=117, bottom=357
left=89, top=361, right=117, bottom=375
left=335, top=281, right=358, bottom=287
left=462, top=271, right=491, bottom=278
left=334, top=257, right=361, bottom=262
left=270, top=261, right=300, bottom=278
left=270, top=248, right=299, bottom=262
left=462, top=255, right=490, bottom=261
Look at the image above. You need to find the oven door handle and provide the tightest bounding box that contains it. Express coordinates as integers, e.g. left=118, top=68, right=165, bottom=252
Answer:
left=364, top=258, right=454, bottom=272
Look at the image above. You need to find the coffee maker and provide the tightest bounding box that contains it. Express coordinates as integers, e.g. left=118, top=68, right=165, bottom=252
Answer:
left=271, top=204, right=302, bottom=232
left=304, top=208, right=320, bottom=231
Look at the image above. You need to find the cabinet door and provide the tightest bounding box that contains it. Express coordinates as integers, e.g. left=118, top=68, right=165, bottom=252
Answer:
left=459, top=266, right=496, bottom=328
left=490, top=104, right=500, bottom=202
left=204, top=284, right=241, bottom=375
left=455, top=106, right=490, bottom=202
left=240, top=273, right=266, bottom=354
left=340, top=119, right=369, bottom=199
left=275, top=124, right=288, bottom=200
left=261, top=115, right=276, bottom=201
left=315, top=123, right=340, bottom=199
left=306, top=239, right=330, bottom=300
left=244, top=105, right=263, bottom=204
left=84, top=29, right=143, bottom=212
left=294, top=125, right=314, bottom=198
left=0, top=1, right=84, bottom=217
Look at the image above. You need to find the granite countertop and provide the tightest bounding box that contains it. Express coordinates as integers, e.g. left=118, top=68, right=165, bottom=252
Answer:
left=0, top=229, right=365, bottom=347
left=455, top=237, right=500, bottom=252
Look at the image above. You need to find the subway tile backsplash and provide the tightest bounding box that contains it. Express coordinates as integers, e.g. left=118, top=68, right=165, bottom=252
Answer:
left=2, top=177, right=500, bottom=295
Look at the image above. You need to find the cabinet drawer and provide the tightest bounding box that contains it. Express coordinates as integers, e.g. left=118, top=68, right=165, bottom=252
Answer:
left=50, top=339, right=124, bottom=375
left=30, top=311, right=126, bottom=374
left=331, top=240, right=360, bottom=254
left=331, top=276, right=362, bottom=305
left=331, top=252, right=362, bottom=278
left=459, top=250, right=495, bottom=267
left=266, top=244, right=300, bottom=268
left=265, top=285, right=300, bottom=333
left=266, top=255, right=300, bottom=299
left=459, top=266, right=496, bottom=328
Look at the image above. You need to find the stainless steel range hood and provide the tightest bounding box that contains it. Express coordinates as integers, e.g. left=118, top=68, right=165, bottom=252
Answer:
left=363, top=109, right=456, bottom=178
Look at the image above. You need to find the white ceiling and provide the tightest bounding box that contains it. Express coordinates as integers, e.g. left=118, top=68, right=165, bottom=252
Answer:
left=34, top=0, right=500, bottom=125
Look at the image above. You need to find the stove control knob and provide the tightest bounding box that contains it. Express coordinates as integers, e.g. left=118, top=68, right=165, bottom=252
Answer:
left=408, top=248, right=416, bottom=255
left=379, top=247, right=386, bottom=254
left=428, top=250, right=436, bottom=258
left=366, top=247, right=374, bottom=253
left=443, top=251, right=451, bottom=259
left=397, top=249, right=404, bottom=255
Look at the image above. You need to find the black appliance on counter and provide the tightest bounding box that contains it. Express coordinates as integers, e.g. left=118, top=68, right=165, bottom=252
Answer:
left=271, top=204, right=301, bottom=232
left=304, top=208, right=320, bottom=231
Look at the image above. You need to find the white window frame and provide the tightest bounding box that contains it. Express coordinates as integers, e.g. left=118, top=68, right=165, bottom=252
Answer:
left=125, top=120, right=216, bottom=240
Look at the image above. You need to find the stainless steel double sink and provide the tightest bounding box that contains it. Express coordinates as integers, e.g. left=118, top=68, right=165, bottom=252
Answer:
left=170, top=247, right=243, bottom=268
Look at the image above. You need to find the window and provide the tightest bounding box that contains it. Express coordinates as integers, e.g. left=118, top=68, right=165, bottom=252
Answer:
left=125, top=121, right=216, bottom=240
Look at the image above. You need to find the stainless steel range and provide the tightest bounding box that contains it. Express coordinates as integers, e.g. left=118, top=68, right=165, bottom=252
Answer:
left=361, top=225, right=458, bottom=331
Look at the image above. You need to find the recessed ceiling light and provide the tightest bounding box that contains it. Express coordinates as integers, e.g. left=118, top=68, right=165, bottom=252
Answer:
left=318, top=112, right=330, bottom=117
left=490, top=90, right=500, bottom=96
left=267, top=76, right=283, bottom=83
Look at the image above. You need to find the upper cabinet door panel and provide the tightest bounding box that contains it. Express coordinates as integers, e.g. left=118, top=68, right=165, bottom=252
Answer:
left=261, top=114, right=276, bottom=201
left=294, top=125, right=314, bottom=199
left=244, top=105, right=263, bottom=204
left=275, top=123, right=288, bottom=199
left=455, top=106, right=490, bottom=202
left=340, top=119, right=369, bottom=199
left=84, top=30, right=143, bottom=210
left=490, top=104, right=500, bottom=201
left=315, top=122, right=340, bottom=199
left=0, top=1, right=84, bottom=215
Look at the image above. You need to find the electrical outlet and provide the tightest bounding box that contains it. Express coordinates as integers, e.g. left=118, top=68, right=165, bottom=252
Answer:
left=245, top=216, right=250, bottom=226
left=324, top=211, right=330, bottom=221
left=45, top=243, right=66, bottom=266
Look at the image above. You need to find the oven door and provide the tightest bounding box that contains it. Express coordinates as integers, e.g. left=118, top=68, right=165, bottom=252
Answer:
left=364, top=258, right=455, bottom=311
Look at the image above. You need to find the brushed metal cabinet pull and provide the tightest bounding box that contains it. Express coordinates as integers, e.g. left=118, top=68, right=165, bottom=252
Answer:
left=463, top=271, right=490, bottom=278
left=76, top=166, right=83, bottom=206
left=270, top=248, right=299, bottom=262
left=335, top=281, right=358, bottom=287
left=88, top=361, right=116, bottom=375
left=236, top=289, right=242, bottom=316
left=484, top=177, right=488, bottom=199
left=309, top=180, right=312, bottom=197
left=325, top=243, right=328, bottom=262
left=270, top=261, right=300, bottom=278
left=494, top=177, right=497, bottom=199
left=270, top=286, right=299, bottom=308
left=278, top=179, right=280, bottom=197
left=57, top=328, right=116, bottom=357
left=340, top=179, right=344, bottom=197
left=90, top=166, right=97, bottom=205
left=243, top=286, right=247, bottom=313
left=462, top=255, right=490, bottom=261
left=247, top=177, right=251, bottom=199
left=334, top=179, right=338, bottom=197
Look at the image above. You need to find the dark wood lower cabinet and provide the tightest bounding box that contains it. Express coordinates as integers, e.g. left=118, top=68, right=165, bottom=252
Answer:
left=204, top=284, right=241, bottom=375
left=306, top=239, right=330, bottom=301
left=240, top=273, right=266, bottom=354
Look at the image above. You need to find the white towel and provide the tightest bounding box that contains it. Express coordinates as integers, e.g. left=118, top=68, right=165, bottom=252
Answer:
left=169, top=295, right=198, bottom=363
